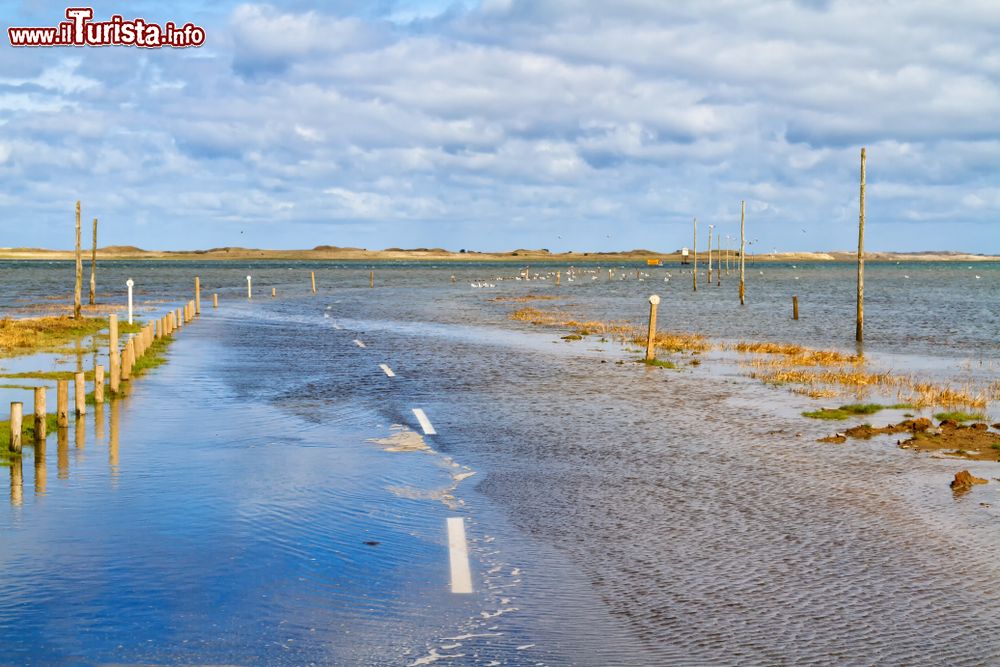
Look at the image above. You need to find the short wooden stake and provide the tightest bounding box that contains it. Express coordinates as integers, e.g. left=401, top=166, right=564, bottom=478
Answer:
left=311, top=271, right=317, bottom=294
left=74, top=371, right=86, bottom=416
left=556, top=271, right=561, bottom=285
left=213, top=293, right=218, bottom=308
left=176, top=307, right=183, bottom=330
left=195, top=276, right=201, bottom=315
left=94, top=364, right=105, bottom=403
left=9, top=402, right=23, bottom=453
left=645, top=295, right=660, bottom=362
left=122, top=338, right=134, bottom=381
left=57, top=380, right=69, bottom=428
left=370, top=271, right=374, bottom=288
left=247, top=275, right=252, bottom=300
left=707, top=224, right=714, bottom=284
left=792, top=295, right=799, bottom=320
left=272, top=287, right=276, bottom=298
left=33, top=387, right=46, bottom=441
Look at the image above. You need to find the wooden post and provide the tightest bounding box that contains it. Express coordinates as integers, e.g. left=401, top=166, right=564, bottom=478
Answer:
left=108, top=314, right=120, bottom=395
left=311, top=271, right=317, bottom=294
left=707, top=224, right=713, bottom=284
left=692, top=217, right=698, bottom=291
left=608, top=268, right=613, bottom=280
left=792, top=295, right=799, bottom=320
left=246, top=275, right=252, bottom=300
left=57, top=380, right=69, bottom=428
left=556, top=271, right=561, bottom=285
left=176, top=307, right=183, bottom=330
left=195, top=277, right=201, bottom=315
left=9, top=402, right=23, bottom=453
left=74, top=371, right=86, bottom=416
left=272, top=287, right=276, bottom=298
left=122, top=338, right=134, bottom=380
left=74, top=201, right=82, bottom=319
left=94, top=364, right=104, bottom=404
left=856, top=147, right=866, bottom=343
left=33, top=387, right=46, bottom=441
left=126, top=279, right=134, bottom=324
left=89, top=217, right=98, bottom=305
left=739, top=200, right=746, bottom=306
left=370, top=271, right=374, bottom=288
left=645, top=295, right=660, bottom=362
left=213, top=293, right=218, bottom=308
left=716, top=231, right=721, bottom=286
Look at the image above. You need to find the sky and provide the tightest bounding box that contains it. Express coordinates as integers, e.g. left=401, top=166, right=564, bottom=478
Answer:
left=1, top=0, right=998, bottom=253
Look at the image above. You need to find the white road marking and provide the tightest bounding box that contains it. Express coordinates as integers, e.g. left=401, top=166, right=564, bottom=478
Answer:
left=353, top=339, right=366, bottom=348
left=412, top=408, right=436, bottom=435
left=379, top=364, right=396, bottom=377
left=447, top=517, right=473, bottom=594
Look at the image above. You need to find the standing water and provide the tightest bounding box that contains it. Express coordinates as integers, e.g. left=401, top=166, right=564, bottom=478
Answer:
left=1, top=259, right=998, bottom=665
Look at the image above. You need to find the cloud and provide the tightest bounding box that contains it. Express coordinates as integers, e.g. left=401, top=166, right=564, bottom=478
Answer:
left=0, top=0, right=997, bottom=252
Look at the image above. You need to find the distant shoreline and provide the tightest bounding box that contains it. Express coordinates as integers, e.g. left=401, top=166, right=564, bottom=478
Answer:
left=0, top=246, right=996, bottom=263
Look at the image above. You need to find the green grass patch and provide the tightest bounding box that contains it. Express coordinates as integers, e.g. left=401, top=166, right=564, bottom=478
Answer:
left=0, top=370, right=96, bottom=381
left=643, top=357, right=676, bottom=369
left=0, top=412, right=60, bottom=454
left=561, top=334, right=583, bottom=341
left=934, top=411, right=987, bottom=422
left=802, top=403, right=910, bottom=420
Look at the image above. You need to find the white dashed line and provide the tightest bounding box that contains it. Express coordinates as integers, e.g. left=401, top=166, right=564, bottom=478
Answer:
left=447, top=517, right=473, bottom=594
left=379, top=364, right=396, bottom=377
left=353, top=339, right=366, bottom=348
left=412, top=408, right=436, bottom=435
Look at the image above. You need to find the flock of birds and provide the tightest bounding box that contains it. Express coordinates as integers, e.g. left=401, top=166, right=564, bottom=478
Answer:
left=460, top=264, right=985, bottom=289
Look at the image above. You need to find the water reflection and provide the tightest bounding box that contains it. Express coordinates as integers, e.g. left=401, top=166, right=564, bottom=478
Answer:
left=34, top=441, right=46, bottom=497
left=109, top=398, right=120, bottom=472
left=95, top=402, right=105, bottom=442
left=9, top=455, right=22, bottom=507
left=57, top=428, right=69, bottom=479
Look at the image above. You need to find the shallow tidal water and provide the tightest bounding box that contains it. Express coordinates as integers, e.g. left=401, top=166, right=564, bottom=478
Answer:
left=1, top=259, right=998, bottom=665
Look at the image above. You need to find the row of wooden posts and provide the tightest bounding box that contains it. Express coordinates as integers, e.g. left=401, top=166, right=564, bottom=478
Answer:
left=7, top=281, right=210, bottom=454
left=11, top=266, right=372, bottom=453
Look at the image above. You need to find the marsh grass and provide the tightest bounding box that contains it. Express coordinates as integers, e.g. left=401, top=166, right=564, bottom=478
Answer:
left=643, top=358, right=677, bottom=369
left=0, top=316, right=143, bottom=357
left=509, top=306, right=709, bottom=353
left=802, top=403, right=913, bottom=420
left=933, top=410, right=987, bottom=422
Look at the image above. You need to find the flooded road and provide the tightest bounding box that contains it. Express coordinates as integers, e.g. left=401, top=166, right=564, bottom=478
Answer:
left=1, top=261, right=998, bottom=664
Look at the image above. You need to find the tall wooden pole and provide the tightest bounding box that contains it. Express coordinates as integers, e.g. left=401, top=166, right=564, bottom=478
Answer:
left=89, top=218, right=98, bottom=305
left=692, top=218, right=697, bottom=291
left=707, top=224, right=713, bottom=284
left=195, top=277, right=201, bottom=315
left=716, top=231, right=721, bottom=286
left=856, top=148, right=866, bottom=343
left=74, top=201, right=82, bottom=319
left=739, top=200, right=746, bottom=306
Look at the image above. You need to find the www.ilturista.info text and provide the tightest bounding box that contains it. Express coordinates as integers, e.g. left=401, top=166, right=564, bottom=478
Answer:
left=8, top=8, right=205, bottom=48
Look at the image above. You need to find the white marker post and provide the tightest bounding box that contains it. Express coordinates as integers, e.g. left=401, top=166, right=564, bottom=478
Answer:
left=126, top=278, right=134, bottom=324
left=246, top=275, right=252, bottom=300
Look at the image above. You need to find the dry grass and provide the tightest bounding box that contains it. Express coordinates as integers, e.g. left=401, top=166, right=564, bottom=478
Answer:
left=491, top=295, right=559, bottom=303
left=0, top=316, right=108, bottom=355
left=734, top=340, right=861, bottom=366
left=509, top=306, right=708, bottom=352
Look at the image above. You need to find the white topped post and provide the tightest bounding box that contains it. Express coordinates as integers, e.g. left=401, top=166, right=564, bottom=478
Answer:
left=126, top=278, right=134, bottom=324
